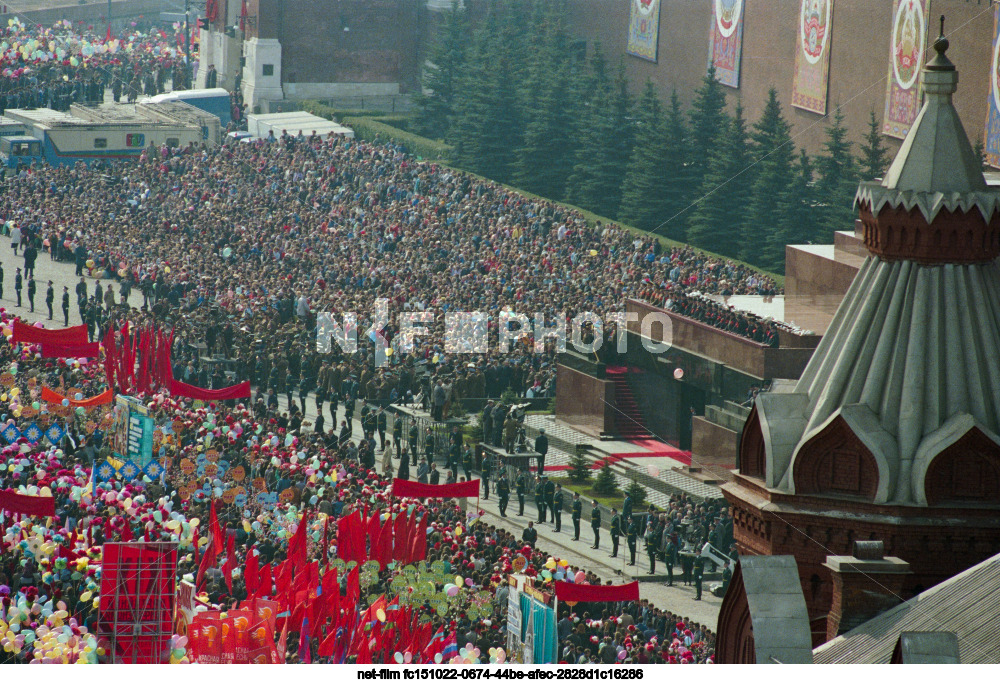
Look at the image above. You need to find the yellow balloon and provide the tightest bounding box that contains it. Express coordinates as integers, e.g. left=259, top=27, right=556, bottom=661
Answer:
left=10, top=387, right=18, bottom=397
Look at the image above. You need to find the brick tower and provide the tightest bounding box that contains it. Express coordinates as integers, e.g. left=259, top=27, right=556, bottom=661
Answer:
left=722, top=24, right=1000, bottom=645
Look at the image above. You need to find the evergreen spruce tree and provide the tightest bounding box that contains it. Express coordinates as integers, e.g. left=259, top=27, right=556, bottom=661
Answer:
left=745, top=88, right=797, bottom=271
left=619, top=81, right=675, bottom=232
left=688, top=101, right=749, bottom=257
left=414, top=1, right=471, bottom=140
left=687, top=64, right=729, bottom=205
left=569, top=450, right=592, bottom=485
left=815, top=106, right=858, bottom=236
left=625, top=478, right=646, bottom=509
left=857, top=108, right=891, bottom=181
left=789, top=147, right=816, bottom=245
left=659, top=90, right=694, bottom=240
left=513, top=1, right=579, bottom=199
left=450, top=5, right=524, bottom=183
left=593, top=462, right=618, bottom=496
left=566, top=51, right=635, bottom=217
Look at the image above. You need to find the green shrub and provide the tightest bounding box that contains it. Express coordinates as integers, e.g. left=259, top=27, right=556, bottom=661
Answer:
left=594, top=462, right=618, bottom=496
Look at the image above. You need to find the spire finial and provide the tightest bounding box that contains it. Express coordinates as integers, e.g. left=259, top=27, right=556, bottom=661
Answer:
left=926, top=14, right=953, bottom=71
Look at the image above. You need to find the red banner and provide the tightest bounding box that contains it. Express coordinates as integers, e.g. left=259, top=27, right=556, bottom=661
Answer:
left=169, top=378, right=251, bottom=401
left=97, top=542, right=177, bottom=663
left=0, top=489, right=56, bottom=517
left=391, top=478, right=480, bottom=499
left=41, top=386, right=114, bottom=408
left=40, top=342, right=100, bottom=358
left=553, top=581, right=640, bottom=603
left=11, top=320, right=88, bottom=345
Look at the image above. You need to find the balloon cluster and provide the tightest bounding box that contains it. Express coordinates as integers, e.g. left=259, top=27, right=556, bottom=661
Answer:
left=0, top=600, right=101, bottom=663
left=168, top=634, right=189, bottom=664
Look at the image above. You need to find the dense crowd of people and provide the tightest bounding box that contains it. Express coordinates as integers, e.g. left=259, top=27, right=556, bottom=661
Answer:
left=1, top=18, right=192, bottom=115
left=0, top=25, right=796, bottom=659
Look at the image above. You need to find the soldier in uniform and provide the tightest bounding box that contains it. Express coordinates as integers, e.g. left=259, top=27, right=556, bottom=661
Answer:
left=552, top=484, right=563, bottom=532
left=481, top=452, right=492, bottom=499
left=627, top=516, right=640, bottom=566
left=45, top=281, right=54, bottom=320
left=543, top=476, right=555, bottom=524
left=664, top=534, right=679, bottom=586
left=515, top=470, right=527, bottom=516
left=590, top=499, right=601, bottom=549
left=393, top=416, right=403, bottom=457
left=645, top=522, right=660, bottom=575
left=408, top=422, right=419, bottom=456
left=609, top=508, right=621, bottom=558
left=376, top=409, right=387, bottom=450
left=622, top=491, right=633, bottom=525
left=62, top=286, right=70, bottom=326
left=534, top=476, right=546, bottom=523
left=497, top=472, right=510, bottom=517
left=694, top=557, right=704, bottom=600
left=571, top=492, right=582, bottom=541
left=462, top=446, right=473, bottom=480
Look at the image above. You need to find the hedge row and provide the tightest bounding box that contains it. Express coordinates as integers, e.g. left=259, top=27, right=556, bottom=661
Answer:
left=299, top=100, right=451, bottom=161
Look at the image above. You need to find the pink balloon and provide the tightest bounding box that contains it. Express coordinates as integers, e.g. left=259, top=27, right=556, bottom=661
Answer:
left=575, top=570, right=586, bottom=584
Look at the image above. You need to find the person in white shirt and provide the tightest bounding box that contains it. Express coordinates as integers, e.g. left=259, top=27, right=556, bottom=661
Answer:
left=10, top=225, right=22, bottom=255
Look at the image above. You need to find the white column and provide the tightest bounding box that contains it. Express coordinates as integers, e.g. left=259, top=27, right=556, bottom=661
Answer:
left=241, top=37, right=284, bottom=112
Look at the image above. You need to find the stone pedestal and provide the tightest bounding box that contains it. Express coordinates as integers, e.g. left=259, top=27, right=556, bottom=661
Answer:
left=241, top=37, right=284, bottom=112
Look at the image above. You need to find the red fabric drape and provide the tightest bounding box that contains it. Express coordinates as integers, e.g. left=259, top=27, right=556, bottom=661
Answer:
left=41, top=386, right=114, bottom=408
left=169, top=378, right=251, bottom=401
left=40, top=342, right=100, bottom=358
left=11, top=320, right=88, bottom=345
left=0, top=489, right=56, bottom=517
left=553, top=581, right=640, bottom=603
left=406, top=513, right=428, bottom=566
left=391, top=478, right=480, bottom=499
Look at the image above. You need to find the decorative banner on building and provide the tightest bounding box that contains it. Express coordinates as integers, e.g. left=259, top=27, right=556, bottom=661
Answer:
left=708, top=0, right=744, bottom=88
left=626, top=0, right=661, bottom=62
left=985, top=4, right=1000, bottom=168
left=113, top=394, right=154, bottom=466
left=792, top=0, right=834, bottom=114
left=883, top=0, right=929, bottom=139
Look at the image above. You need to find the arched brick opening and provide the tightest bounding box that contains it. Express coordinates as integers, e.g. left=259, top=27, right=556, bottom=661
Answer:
left=716, top=562, right=756, bottom=663
left=793, top=416, right=879, bottom=501
left=925, top=429, right=1000, bottom=506
left=739, top=404, right=766, bottom=479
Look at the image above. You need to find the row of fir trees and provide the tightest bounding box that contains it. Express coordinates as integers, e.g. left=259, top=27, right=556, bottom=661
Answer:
left=415, top=0, right=893, bottom=274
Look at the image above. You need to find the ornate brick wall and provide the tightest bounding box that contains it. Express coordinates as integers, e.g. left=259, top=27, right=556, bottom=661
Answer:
left=723, top=474, right=1000, bottom=644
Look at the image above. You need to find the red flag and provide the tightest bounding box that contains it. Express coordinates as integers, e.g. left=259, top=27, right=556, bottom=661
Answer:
left=196, top=502, right=222, bottom=589
left=120, top=519, right=134, bottom=542
left=255, top=563, right=272, bottom=599
left=245, top=550, right=259, bottom=595
left=287, top=509, right=310, bottom=570
left=367, top=513, right=381, bottom=559
left=318, top=626, right=338, bottom=658
left=346, top=565, right=360, bottom=603
left=375, top=517, right=394, bottom=569
left=274, top=559, right=293, bottom=599
left=276, top=615, right=289, bottom=663
left=407, top=513, right=428, bottom=566
left=392, top=511, right=408, bottom=563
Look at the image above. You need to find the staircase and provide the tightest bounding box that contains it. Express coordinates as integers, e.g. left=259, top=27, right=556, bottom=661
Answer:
left=606, top=366, right=651, bottom=439
left=703, top=400, right=752, bottom=434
